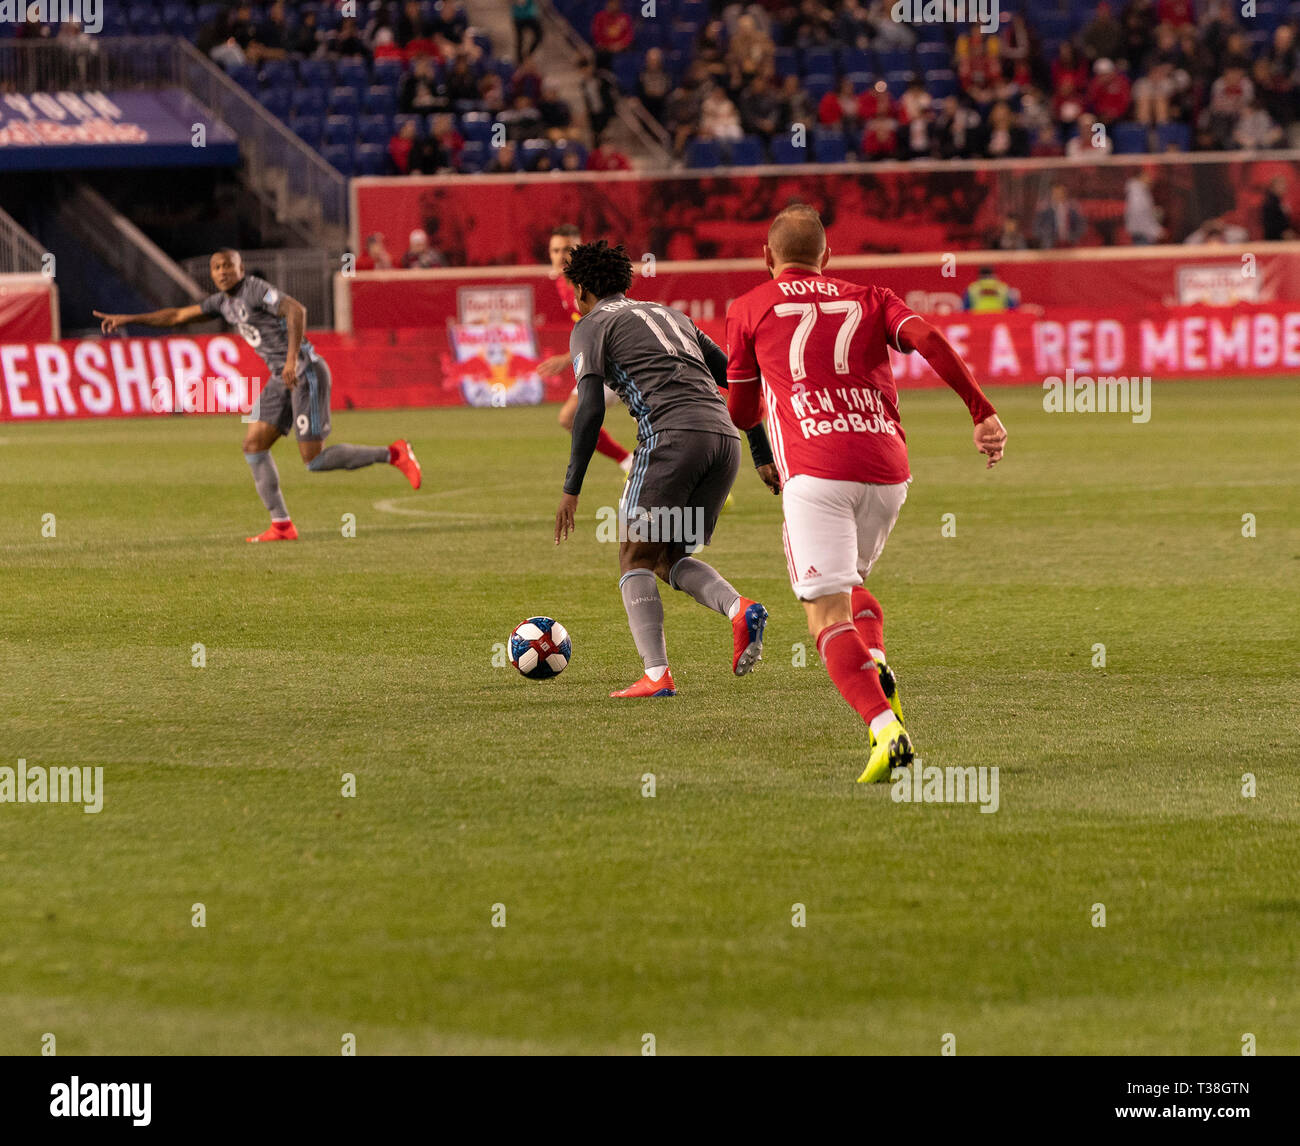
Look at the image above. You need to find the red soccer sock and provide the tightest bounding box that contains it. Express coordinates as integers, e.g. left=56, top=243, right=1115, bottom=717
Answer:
left=817, top=621, right=893, bottom=724
left=595, top=427, right=631, bottom=464
left=851, top=586, right=885, bottom=658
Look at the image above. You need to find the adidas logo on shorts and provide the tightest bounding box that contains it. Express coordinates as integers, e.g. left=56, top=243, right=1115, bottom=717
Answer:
left=804, top=565, right=819, bottom=578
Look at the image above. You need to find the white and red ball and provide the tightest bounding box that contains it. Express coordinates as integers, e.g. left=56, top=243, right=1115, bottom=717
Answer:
left=509, top=617, right=572, bottom=680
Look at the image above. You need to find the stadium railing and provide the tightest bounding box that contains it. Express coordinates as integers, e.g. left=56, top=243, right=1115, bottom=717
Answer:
left=0, top=204, right=47, bottom=276
left=0, top=38, right=348, bottom=249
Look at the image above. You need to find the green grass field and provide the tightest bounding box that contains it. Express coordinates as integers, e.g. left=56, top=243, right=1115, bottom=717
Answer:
left=0, top=378, right=1296, bottom=1056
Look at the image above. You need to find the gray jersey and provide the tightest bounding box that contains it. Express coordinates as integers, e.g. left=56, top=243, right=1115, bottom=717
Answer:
left=569, top=294, right=739, bottom=442
left=200, top=275, right=316, bottom=376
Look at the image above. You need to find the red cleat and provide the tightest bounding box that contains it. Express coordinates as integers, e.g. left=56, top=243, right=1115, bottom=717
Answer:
left=731, top=598, right=768, bottom=675
left=247, top=520, right=298, bottom=543
left=389, top=439, right=422, bottom=489
left=610, top=669, right=676, bottom=698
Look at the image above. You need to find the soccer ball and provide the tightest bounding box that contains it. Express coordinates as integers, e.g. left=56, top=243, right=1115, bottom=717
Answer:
left=509, top=616, right=572, bottom=680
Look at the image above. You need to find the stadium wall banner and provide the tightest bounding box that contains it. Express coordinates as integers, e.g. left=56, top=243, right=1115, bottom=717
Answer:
left=351, top=153, right=1300, bottom=263
left=0, top=274, right=59, bottom=341
left=4, top=305, right=1300, bottom=422
left=0, top=89, right=239, bottom=171
left=340, top=247, right=1300, bottom=341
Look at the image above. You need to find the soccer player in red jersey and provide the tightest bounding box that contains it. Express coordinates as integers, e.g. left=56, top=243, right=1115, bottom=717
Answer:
left=539, top=224, right=634, bottom=475
left=726, top=206, right=1008, bottom=782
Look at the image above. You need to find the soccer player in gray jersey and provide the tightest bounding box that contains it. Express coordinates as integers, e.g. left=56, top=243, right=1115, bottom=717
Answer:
left=95, top=249, right=422, bottom=542
left=553, top=240, right=779, bottom=698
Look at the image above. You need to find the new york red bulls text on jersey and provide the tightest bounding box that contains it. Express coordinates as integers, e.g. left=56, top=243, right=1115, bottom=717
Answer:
left=726, top=268, right=919, bottom=485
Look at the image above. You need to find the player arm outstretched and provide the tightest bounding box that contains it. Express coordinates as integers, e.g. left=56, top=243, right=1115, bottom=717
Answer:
left=554, top=375, right=607, bottom=544
left=696, top=327, right=779, bottom=494
left=897, top=319, right=1008, bottom=469
left=94, top=305, right=206, bottom=332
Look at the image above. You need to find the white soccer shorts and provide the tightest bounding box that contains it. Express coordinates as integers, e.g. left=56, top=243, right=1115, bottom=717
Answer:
left=570, top=382, right=622, bottom=406
left=781, top=475, right=909, bottom=600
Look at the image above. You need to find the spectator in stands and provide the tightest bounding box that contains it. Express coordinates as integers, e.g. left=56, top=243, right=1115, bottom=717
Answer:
left=538, top=82, right=576, bottom=140
left=860, top=79, right=895, bottom=123
left=727, top=14, right=775, bottom=84
left=1030, top=124, right=1065, bottom=157
left=483, top=143, right=518, bottom=174
left=1205, top=63, right=1253, bottom=149
left=1080, top=2, right=1123, bottom=64
left=778, top=75, right=815, bottom=129
left=638, top=48, right=673, bottom=124
left=560, top=148, right=584, bottom=171
left=329, top=17, right=371, bottom=62
left=832, top=1, right=873, bottom=50
left=958, top=29, right=1000, bottom=108
left=293, top=10, right=322, bottom=57
left=445, top=56, right=480, bottom=104
left=699, top=85, right=745, bottom=142
left=786, top=1, right=838, bottom=49
left=511, top=55, right=543, bottom=103
left=250, top=1, right=289, bottom=61
left=665, top=65, right=708, bottom=156
left=739, top=72, right=782, bottom=144
left=409, top=131, right=449, bottom=175
left=588, top=140, right=632, bottom=171
left=1233, top=99, right=1283, bottom=151
left=433, top=1, right=472, bottom=57
left=819, top=79, right=864, bottom=137
left=1265, top=23, right=1298, bottom=78
left=430, top=114, right=465, bottom=170
left=1184, top=215, right=1248, bottom=244
left=981, top=102, right=1029, bottom=159
left=1017, top=88, right=1054, bottom=139
left=499, top=95, right=543, bottom=142
left=388, top=120, right=418, bottom=175
left=591, top=0, right=635, bottom=68
left=1033, top=183, right=1086, bottom=248
left=480, top=73, right=508, bottom=116
left=1119, top=0, right=1158, bottom=68
left=1052, top=42, right=1089, bottom=95
left=932, top=95, right=979, bottom=159
left=1261, top=176, right=1296, bottom=241
left=1086, top=58, right=1132, bottom=124
left=577, top=55, right=618, bottom=144
left=227, top=4, right=257, bottom=56
left=861, top=115, right=899, bottom=161
left=1052, top=74, right=1086, bottom=129
left=1066, top=113, right=1112, bottom=159
left=512, top=1, right=543, bottom=62
left=990, top=216, right=1029, bottom=250
left=1251, top=59, right=1293, bottom=136
left=865, top=0, right=915, bottom=51
left=356, top=233, right=394, bottom=271
left=403, top=228, right=447, bottom=267
left=695, top=20, right=729, bottom=82
left=397, top=0, right=430, bottom=46
left=898, top=78, right=934, bottom=159
left=1124, top=169, right=1165, bottom=244
left=1200, top=0, right=1238, bottom=71
left=401, top=56, right=447, bottom=114
left=1133, top=59, right=1178, bottom=125
left=1157, top=0, right=1196, bottom=29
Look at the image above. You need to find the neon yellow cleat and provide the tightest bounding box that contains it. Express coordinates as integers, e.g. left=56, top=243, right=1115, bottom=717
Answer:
left=723, top=491, right=735, bottom=511
left=857, top=719, right=913, bottom=784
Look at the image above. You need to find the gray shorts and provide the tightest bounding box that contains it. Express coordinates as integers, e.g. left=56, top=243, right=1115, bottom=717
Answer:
left=251, top=356, right=332, bottom=442
left=620, top=430, right=740, bottom=552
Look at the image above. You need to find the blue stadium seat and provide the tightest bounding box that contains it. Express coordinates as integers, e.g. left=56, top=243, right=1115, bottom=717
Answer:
left=127, top=5, right=162, bottom=33
left=336, top=59, right=369, bottom=90
left=322, top=143, right=355, bottom=175
left=328, top=87, right=360, bottom=116
left=814, top=134, right=847, bottom=164
left=841, top=48, right=871, bottom=75
left=258, top=88, right=291, bottom=120
left=299, top=59, right=333, bottom=88
left=226, top=63, right=258, bottom=91
left=460, top=140, right=488, bottom=171
left=877, top=51, right=913, bottom=73
left=666, top=50, right=688, bottom=81
left=844, top=72, right=873, bottom=91
left=727, top=136, right=764, bottom=166
left=680, top=0, right=707, bottom=25
left=670, top=24, right=697, bottom=55
left=884, top=70, right=914, bottom=96
left=355, top=143, right=388, bottom=176
left=1113, top=123, right=1149, bottom=154
left=612, top=52, right=644, bottom=94
left=803, top=74, right=834, bottom=103
left=374, top=58, right=405, bottom=87
left=551, top=140, right=588, bottom=168
left=364, top=86, right=397, bottom=116
left=925, top=69, right=957, bottom=100
left=459, top=112, right=494, bottom=144
left=685, top=138, right=721, bottom=169
left=1155, top=122, right=1191, bottom=151
left=291, top=89, right=326, bottom=117
left=521, top=138, right=552, bottom=170
left=260, top=59, right=294, bottom=88
left=773, top=48, right=800, bottom=78
left=358, top=115, right=392, bottom=145
left=637, top=20, right=668, bottom=50
left=803, top=47, right=836, bottom=76
left=325, top=115, right=356, bottom=146
left=291, top=116, right=324, bottom=147
left=769, top=137, right=806, bottom=165
left=916, top=42, right=948, bottom=66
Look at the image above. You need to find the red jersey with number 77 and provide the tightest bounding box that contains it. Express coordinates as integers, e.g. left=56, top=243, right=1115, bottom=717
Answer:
left=726, top=268, right=919, bottom=484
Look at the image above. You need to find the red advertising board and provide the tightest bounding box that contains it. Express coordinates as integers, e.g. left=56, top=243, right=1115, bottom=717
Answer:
left=0, top=276, right=58, bottom=342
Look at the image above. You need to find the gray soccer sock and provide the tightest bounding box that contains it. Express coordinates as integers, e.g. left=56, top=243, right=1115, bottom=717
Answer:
left=307, top=444, right=390, bottom=471
left=244, top=450, right=290, bottom=520
left=668, top=556, right=741, bottom=617
left=619, top=568, right=669, bottom=669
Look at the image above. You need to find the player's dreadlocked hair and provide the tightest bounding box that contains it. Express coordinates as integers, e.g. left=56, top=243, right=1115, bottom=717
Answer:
left=563, top=240, right=634, bottom=302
